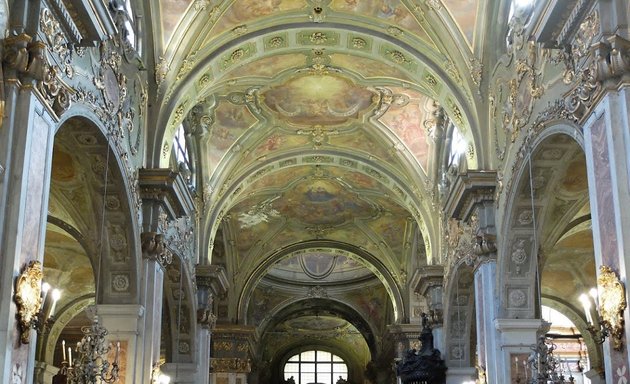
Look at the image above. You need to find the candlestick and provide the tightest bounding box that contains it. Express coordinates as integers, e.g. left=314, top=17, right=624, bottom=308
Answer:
left=115, top=341, right=120, bottom=364
left=62, top=340, right=66, bottom=361
left=68, top=347, right=72, bottom=366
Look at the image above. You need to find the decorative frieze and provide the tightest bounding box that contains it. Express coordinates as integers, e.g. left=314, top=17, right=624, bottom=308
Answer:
left=210, top=358, right=251, bottom=373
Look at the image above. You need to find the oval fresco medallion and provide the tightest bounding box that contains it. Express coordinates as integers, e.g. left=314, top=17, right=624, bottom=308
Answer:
left=261, top=73, right=376, bottom=126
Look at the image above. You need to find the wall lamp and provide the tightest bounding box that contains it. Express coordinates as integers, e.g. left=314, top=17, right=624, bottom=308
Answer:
left=14, top=261, right=62, bottom=344
left=579, top=265, right=627, bottom=350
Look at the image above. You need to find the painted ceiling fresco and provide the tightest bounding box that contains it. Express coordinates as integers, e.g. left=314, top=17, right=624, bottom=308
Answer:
left=43, top=225, right=95, bottom=312
left=442, top=0, right=478, bottom=46
left=155, top=0, right=485, bottom=360
left=261, top=73, right=376, bottom=126
left=267, top=250, right=374, bottom=283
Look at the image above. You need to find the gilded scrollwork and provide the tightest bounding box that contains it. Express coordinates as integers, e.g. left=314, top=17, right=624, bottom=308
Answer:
left=597, top=265, right=627, bottom=351
left=14, top=261, right=43, bottom=344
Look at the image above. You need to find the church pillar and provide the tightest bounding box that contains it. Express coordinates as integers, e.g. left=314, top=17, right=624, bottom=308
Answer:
left=388, top=324, right=422, bottom=361
left=474, top=261, right=499, bottom=384
left=95, top=304, right=145, bottom=384
left=0, top=31, right=58, bottom=384
left=582, top=84, right=630, bottom=381
left=444, top=171, right=498, bottom=383
left=140, top=232, right=172, bottom=383
left=196, top=265, right=226, bottom=384
left=209, top=325, right=255, bottom=384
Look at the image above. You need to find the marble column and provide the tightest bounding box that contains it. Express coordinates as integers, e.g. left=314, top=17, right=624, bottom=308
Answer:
left=0, top=50, right=57, bottom=384
left=196, top=264, right=225, bottom=384
left=582, top=86, right=630, bottom=382
left=474, top=261, right=499, bottom=384
left=140, top=232, right=172, bottom=384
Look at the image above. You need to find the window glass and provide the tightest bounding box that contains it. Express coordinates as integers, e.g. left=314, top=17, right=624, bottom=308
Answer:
left=283, top=350, right=348, bottom=384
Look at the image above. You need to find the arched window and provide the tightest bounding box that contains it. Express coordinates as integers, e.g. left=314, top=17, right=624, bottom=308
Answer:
left=110, top=0, right=137, bottom=50
left=447, top=124, right=467, bottom=169
left=284, top=350, right=348, bottom=384
left=172, top=124, right=194, bottom=188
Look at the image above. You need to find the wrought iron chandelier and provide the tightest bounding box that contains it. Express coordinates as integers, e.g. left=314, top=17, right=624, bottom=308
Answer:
left=66, top=318, right=120, bottom=383
left=524, top=336, right=575, bottom=384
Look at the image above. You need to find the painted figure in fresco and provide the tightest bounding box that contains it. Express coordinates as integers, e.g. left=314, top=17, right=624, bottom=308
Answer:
left=305, top=186, right=335, bottom=202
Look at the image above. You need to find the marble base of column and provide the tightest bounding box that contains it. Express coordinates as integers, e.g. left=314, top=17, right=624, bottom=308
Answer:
left=446, top=367, right=476, bottom=384
left=494, top=318, right=542, bottom=384
left=162, top=362, right=199, bottom=383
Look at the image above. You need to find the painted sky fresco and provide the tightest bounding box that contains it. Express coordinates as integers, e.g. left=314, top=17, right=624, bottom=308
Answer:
left=378, top=87, right=431, bottom=172
left=262, top=74, right=376, bottom=126
left=273, top=178, right=377, bottom=226
left=243, top=130, right=311, bottom=163
left=329, top=132, right=396, bottom=163
left=227, top=54, right=306, bottom=79
left=207, top=100, right=258, bottom=173
left=330, top=0, right=430, bottom=44
left=442, top=0, right=478, bottom=47
left=159, top=0, right=192, bottom=45
left=212, top=0, right=306, bottom=37
left=330, top=54, right=415, bottom=81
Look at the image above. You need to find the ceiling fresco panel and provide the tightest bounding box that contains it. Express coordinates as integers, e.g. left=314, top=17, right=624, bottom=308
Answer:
left=330, top=53, right=415, bottom=82
left=330, top=0, right=433, bottom=46
left=442, top=0, right=478, bottom=47
left=207, top=99, right=259, bottom=173
left=159, top=0, right=192, bottom=45
left=243, top=131, right=312, bottom=163
left=378, top=88, right=431, bottom=171
left=272, top=178, right=378, bottom=226
left=212, top=0, right=307, bottom=37
left=226, top=54, right=306, bottom=79
left=328, top=132, right=396, bottom=163
left=261, top=73, right=376, bottom=127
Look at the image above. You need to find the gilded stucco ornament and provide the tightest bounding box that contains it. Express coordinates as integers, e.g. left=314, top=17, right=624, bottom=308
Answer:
left=597, top=265, right=626, bottom=351
left=14, top=261, right=43, bottom=344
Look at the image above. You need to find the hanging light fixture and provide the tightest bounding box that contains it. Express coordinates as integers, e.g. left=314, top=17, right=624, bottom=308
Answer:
left=63, top=133, right=120, bottom=384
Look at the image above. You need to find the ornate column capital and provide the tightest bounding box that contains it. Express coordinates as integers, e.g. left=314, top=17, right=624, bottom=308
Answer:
left=195, top=264, right=229, bottom=297
left=141, top=232, right=172, bottom=267
left=139, top=169, right=195, bottom=220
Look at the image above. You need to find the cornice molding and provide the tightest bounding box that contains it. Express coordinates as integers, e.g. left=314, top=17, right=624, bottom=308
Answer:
left=139, top=168, right=195, bottom=219
left=444, top=171, right=497, bottom=221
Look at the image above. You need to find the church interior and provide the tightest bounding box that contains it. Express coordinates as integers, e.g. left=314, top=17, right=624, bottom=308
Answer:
left=1, top=0, right=630, bottom=383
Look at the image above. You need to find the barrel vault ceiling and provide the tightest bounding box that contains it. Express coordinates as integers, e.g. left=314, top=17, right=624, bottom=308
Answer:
left=148, top=0, right=492, bottom=360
